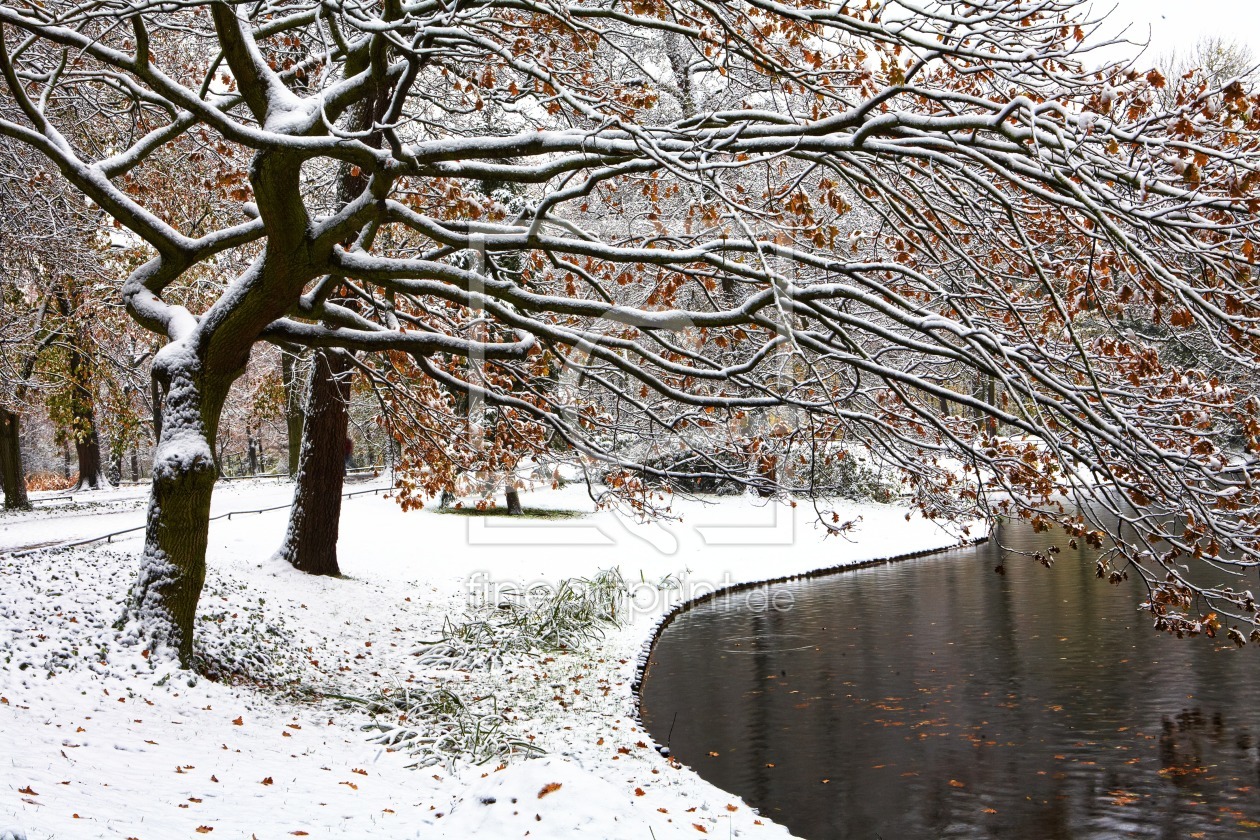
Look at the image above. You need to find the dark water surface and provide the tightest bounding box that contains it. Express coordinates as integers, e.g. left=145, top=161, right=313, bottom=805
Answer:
left=640, top=520, right=1260, bottom=839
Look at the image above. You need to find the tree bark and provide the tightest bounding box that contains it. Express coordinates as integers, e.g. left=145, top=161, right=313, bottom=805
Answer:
left=150, top=364, right=164, bottom=442
left=0, top=408, right=30, bottom=510
left=281, top=350, right=304, bottom=476
left=504, top=486, right=523, bottom=515
left=276, top=349, right=353, bottom=576
left=73, top=427, right=109, bottom=490
left=124, top=359, right=224, bottom=666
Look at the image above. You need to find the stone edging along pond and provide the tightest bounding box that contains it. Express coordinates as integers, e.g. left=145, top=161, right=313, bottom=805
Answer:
left=627, top=534, right=991, bottom=760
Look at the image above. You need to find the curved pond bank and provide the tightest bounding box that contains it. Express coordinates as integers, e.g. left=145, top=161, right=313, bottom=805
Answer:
left=639, top=518, right=1260, bottom=839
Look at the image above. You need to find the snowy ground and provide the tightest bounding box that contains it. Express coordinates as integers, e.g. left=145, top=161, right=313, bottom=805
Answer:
left=1, top=479, right=975, bottom=839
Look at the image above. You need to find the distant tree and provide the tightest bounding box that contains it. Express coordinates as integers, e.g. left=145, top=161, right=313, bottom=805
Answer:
left=4, top=0, right=1260, bottom=665
left=280, top=348, right=305, bottom=476
left=1158, top=37, right=1256, bottom=99
left=276, top=347, right=354, bottom=575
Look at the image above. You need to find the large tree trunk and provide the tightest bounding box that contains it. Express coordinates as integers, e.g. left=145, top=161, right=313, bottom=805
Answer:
left=124, top=360, right=225, bottom=666
left=504, top=486, right=523, bottom=516
left=73, top=426, right=109, bottom=490
left=0, top=408, right=30, bottom=510
left=281, top=350, right=304, bottom=476
left=276, top=349, right=353, bottom=576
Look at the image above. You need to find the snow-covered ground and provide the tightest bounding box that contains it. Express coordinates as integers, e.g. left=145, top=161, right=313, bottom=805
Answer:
left=1, top=480, right=976, bottom=839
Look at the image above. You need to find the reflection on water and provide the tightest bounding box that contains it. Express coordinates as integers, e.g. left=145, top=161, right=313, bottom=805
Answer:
left=640, top=520, right=1260, bottom=839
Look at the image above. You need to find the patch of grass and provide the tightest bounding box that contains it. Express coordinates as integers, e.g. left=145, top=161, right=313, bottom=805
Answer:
left=337, top=686, right=543, bottom=770
left=411, top=568, right=628, bottom=670
left=438, top=506, right=587, bottom=520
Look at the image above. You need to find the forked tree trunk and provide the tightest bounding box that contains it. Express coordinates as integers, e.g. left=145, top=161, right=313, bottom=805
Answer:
left=124, top=360, right=224, bottom=666
left=281, top=350, right=304, bottom=476
left=0, top=408, right=30, bottom=510
left=276, top=349, right=353, bottom=576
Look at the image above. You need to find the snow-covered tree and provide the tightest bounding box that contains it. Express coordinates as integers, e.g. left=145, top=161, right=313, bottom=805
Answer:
left=3, top=0, right=1260, bottom=665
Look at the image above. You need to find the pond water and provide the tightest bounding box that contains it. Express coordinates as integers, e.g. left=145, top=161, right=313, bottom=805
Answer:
left=639, top=518, right=1260, bottom=839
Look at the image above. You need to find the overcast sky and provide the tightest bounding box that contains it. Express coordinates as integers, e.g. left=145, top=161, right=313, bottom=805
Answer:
left=1097, top=0, right=1260, bottom=59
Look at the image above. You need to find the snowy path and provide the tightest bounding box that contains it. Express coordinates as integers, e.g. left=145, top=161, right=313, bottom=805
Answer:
left=0, top=479, right=393, bottom=553
left=1, top=482, right=976, bottom=839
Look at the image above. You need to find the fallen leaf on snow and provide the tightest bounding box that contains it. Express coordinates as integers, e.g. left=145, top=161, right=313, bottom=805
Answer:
left=18, top=786, right=37, bottom=796
left=195, top=827, right=213, bottom=834
left=537, top=782, right=562, bottom=799
left=693, top=824, right=708, bottom=833
left=261, top=777, right=274, bottom=785
left=232, top=717, right=244, bottom=726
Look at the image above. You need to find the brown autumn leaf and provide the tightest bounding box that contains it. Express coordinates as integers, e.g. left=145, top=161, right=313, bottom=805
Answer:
left=538, top=782, right=562, bottom=799
left=261, top=777, right=274, bottom=785
left=726, top=804, right=738, bottom=812
left=352, top=768, right=368, bottom=776
left=291, top=833, right=309, bottom=837
left=949, top=779, right=965, bottom=788
left=693, top=824, right=708, bottom=833
left=232, top=717, right=244, bottom=726
left=634, top=788, right=645, bottom=797
left=195, top=827, right=213, bottom=834
left=18, top=786, right=37, bottom=796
